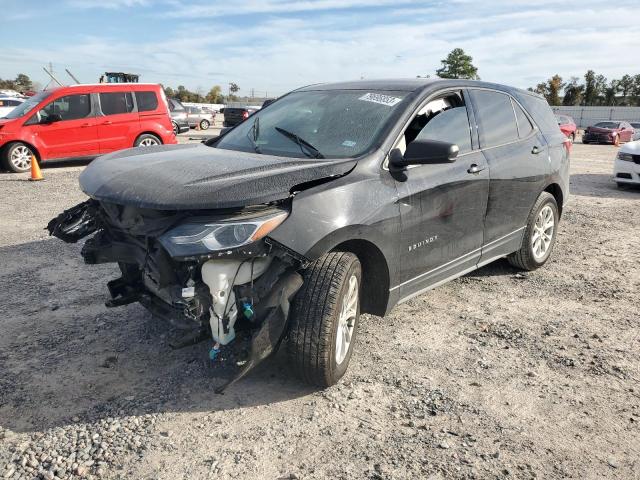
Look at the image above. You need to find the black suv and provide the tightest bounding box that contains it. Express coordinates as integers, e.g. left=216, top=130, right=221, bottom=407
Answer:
left=49, top=79, right=569, bottom=391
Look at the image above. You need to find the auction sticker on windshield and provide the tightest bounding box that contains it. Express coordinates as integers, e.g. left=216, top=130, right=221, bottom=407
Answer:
left=359, top=92, right=402, bottom=107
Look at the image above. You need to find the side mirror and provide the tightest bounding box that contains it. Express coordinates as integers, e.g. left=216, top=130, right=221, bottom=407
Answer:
left=390, top=139, right=459, bottom=169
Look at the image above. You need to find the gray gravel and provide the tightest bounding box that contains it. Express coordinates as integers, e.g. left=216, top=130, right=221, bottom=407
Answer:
left=1, top=140, right=639, bottom=479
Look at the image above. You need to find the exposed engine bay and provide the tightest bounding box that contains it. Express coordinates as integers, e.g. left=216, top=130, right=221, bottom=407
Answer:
left=47, top=199, right=306, bottom=392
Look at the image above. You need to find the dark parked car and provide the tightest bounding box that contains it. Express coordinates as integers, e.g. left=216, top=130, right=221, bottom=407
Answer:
left=167, top=98, right=189, bottom=134
left=48, top=79, right=569, bottom=391
left=583, top=121, right=634, bottom=145
left=222, top=106, right=260, bottom=127
left=555, top=114, right=576, bottom=142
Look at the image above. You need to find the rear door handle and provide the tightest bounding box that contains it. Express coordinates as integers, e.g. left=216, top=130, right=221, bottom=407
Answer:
left=532, top=146, right=542, bottom=154
left=80, top=123, right=91, bottom=128
left=102, top=121, right=113, bottom=125
left=467, top=164, right=485, bottom=174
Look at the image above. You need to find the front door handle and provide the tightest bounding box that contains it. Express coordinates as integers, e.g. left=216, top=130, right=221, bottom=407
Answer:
left=467, top=164, right=485, bottom=174
left=532, top=146, right=542, bottom=154
left=80, top=123, right=91, bottom=128
left=102, top=120, right=113, bottom=125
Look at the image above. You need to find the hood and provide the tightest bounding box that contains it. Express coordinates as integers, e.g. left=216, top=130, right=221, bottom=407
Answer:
left=588, top=126, right=617, bottom=133
left=79, top=143, right=357, bottom=210
left=620, top=140, right=640, bottom=154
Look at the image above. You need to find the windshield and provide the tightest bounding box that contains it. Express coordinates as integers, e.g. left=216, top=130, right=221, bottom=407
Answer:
left=2, top=91, right=52, bottom=119
left=215, top=89, right=409, bottom=159
left=594, top=122, right=619, bottom=129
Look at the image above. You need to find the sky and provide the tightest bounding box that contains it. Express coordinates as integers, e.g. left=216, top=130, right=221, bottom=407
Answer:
left=1, top=0, right=639, bottom=96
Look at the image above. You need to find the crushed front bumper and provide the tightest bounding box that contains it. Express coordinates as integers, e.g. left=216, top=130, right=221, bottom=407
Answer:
left=47, top=200, right=306, bottom=391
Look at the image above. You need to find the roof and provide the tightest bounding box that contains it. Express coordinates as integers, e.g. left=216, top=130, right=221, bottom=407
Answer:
left=296, top=78, right=541, bottom=99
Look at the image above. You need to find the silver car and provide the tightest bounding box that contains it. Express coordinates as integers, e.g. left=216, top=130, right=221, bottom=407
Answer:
left=185, top=106, right=215, bottom=130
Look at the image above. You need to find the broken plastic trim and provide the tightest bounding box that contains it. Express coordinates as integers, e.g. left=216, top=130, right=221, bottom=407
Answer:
left=46, top=200, right=99, bottom=243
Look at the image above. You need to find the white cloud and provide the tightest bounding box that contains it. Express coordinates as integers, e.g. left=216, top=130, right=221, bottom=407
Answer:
left=2, top=1, right=640, bottom=95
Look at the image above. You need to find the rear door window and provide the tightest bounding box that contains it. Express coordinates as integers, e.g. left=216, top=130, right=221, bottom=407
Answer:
left=513, top=100, right=534, bottom=138
left=135, top=91, right=158, bottom=112
left=99, top=92, right=135, bottom=115
left=471, top=90, right=519, bottom=147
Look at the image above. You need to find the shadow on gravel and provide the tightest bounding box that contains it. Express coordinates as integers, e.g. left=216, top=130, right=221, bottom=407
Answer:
left=0, top=238, right=315, bottom=434
left=570, top=173, right=640, bottom=198
left=0, top=158, right=92, bottom=177
left=464, top=257, right=516, bottom=278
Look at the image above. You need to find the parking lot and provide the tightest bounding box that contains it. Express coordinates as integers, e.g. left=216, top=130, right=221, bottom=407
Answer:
left=0, top=141, right=638, bottom=479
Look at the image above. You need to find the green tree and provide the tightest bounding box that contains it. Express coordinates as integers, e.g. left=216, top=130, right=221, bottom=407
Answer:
left=632, top=74, right=640, bottom=106
left=562, top=77, right=583, bottom=106
left=436, top=48, right=479, bottom=80
left=618, top=74, right=634, bottom=105
left=14, top=74, right=32, bottom=92
left=546, top=75, right=564, bottom=106
left=205, top=85, right=224, bottom=103
left=229, top=82, right=240, bottom=94
left=583, top=70, right=599, bottom=105
left=603, top=79, right=620, bottom=106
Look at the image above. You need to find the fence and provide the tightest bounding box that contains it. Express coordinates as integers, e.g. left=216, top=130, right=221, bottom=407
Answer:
left=551, top=106, right=640, bottom=128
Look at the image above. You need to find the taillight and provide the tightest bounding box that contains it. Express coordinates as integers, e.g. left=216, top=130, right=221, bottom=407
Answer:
left=242, top=111, right=249, bottom=120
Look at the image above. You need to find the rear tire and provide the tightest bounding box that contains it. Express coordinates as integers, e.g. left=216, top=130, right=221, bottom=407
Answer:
left=508, top=192, right=559, bottom=271
left=287, top=252, right=361, bottom=387
left=2, top=142, right=34, bottom=173
left=199, top=119, right=210, bottom=130
left=134, top=134, right=161, bottom=147
left=571, top=132, right=576, bottom=143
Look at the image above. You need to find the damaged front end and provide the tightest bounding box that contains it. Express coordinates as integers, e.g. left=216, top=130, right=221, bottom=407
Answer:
left=47, top=199, right=306, bottom=392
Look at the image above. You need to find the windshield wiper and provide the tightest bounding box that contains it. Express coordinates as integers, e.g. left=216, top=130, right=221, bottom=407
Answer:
left=274, top=126, right=324, bottom=159
left=246, top=117, right=262, bottom=153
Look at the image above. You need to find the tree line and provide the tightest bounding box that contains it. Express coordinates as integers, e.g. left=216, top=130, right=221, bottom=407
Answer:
left=530, top=71, right=640, bottom=107
left=0, top=74, right=34, bottom=92
left=163, top=83, right=240, bottom=104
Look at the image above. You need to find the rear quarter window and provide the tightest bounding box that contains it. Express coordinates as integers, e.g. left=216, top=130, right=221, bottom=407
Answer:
left=513, top=92, right=561, bottom=141
left=135, top=91, right=159, bottom=112
left=471, top=90, right=519, bottom=147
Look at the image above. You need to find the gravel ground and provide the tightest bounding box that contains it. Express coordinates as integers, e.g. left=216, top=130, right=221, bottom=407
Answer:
left=0, top=140, right=639, bottom=480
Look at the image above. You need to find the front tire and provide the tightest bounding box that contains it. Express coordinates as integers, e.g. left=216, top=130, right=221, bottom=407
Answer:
left=199, top=119, right=210, bottom=130
left=508, top=192, right=559, bottom=271
left=134, top=134, right=161, bottom=147
left=613, top=134, right=620, bottom=146
left=171, top=121, right=179, bottom=135
left=3, top=142, right=34, bottom=173
left=287, top=252, right=362, bottom=387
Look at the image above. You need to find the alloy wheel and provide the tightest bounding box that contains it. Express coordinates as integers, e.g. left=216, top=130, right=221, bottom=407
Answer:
left=139, top=138, right=159, bottom=147
left=10, top=145, right=33, bottom=170
left=335, top=274, right=358, bottom=365
left=531, top=205, right=554, bottom=260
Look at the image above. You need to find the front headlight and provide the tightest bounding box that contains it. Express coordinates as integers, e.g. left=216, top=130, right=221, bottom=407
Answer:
left=159, top=210, right=288, bottom=257
left=617, top=152, right=633, bottom=162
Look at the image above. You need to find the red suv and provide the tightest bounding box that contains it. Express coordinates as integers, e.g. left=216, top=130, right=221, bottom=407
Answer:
left=0, top=83, right=176, bottom=172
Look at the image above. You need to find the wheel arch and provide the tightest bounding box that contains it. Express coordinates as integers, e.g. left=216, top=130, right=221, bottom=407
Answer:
left=2, top=140, right=42, bottom=161
left=543, top=183, right=564, bottom=217
left=134, top=131, right=163, bottom=145
left=331, top=238, right=390, bottom=317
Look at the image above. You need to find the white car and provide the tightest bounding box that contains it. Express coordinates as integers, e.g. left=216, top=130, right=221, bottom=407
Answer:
left=614, top=140, right=640, bottom=187
left=0, top=97, right=24, bottom=118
